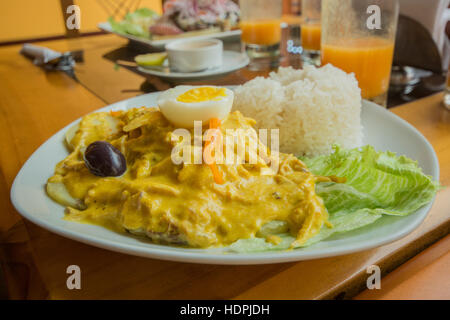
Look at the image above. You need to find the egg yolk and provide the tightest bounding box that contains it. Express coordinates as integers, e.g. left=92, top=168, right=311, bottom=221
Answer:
left=177, top=87, right=226, bottom=103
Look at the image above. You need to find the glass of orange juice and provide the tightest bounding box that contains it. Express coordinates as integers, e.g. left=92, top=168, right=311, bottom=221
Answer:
left=240, top=0, right=282, bottom=59
left=321, top=0, right=399, bottom=107
left=301, top=0, right=321, bottom=66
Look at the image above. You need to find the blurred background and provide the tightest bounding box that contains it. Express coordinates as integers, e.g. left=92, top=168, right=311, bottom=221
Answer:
left=0, top=0, right=448, bottom=107
left=0, top=1, right=447, bottom=50
left=0, top=1, right=163, bottom=43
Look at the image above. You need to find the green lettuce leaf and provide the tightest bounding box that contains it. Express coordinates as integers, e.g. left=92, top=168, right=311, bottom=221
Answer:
left=229, top=145, right=439, bottom=253
left=108, top=8, right=159, bottom=38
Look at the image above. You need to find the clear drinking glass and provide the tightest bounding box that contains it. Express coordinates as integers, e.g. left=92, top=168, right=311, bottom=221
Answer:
left=321, top=0, right=399, bottom=107
left=445, top=66, right=450, bottom=110
left=240, top=0, right=282, bottom=59
left=301, top=0, right=321, bottom=66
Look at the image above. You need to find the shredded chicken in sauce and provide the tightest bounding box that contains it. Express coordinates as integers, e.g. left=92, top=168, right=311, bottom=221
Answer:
left=47, top=108, right=336, bottom=248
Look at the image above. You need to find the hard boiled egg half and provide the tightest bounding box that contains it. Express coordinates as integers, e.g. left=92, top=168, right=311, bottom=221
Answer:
left=157, top=85, right=234, bottom=128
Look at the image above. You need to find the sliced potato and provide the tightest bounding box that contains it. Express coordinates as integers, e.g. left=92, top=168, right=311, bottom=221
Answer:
left=66, top=114, right=121, bottom=150
left=46, top=181, right=86, bottom=210
left=104, top=114, right=121, bottom=135
left=257, top=220, right=289, bottom=238
left=65, top=123, right=80, bottom=150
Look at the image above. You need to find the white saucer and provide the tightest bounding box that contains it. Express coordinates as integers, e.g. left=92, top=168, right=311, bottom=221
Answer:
left=137, top=50, right=249, bottom=81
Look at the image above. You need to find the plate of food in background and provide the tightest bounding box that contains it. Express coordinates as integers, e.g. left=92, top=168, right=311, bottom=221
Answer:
left=11, top=65, right=439, bottom=264
left=128, top=37, right=249, bottom=81
left=99, top=0, right=242, bottom=49
left=133, top=45, right=250, bottom=81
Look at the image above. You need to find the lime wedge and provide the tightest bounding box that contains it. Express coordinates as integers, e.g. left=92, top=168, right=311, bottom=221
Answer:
left=134, top=53, right=167, bottom=66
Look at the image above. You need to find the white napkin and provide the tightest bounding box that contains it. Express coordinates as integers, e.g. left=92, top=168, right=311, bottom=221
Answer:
left=20, top=43, right=63, bottom=65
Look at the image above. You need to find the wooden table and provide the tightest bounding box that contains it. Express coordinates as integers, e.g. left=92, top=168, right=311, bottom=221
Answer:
left=0, top=34, right=449, bottom=299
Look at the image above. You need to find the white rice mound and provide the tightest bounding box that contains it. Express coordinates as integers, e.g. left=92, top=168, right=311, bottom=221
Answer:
left=232, top=64, right=363, bottom=157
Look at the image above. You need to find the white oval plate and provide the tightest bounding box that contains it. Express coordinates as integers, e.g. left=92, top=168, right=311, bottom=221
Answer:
left=137, top=51, right=249, bottom=81
left=11, top=94, right=439, bottom=265
left=98, top=22, right=242, bottom=49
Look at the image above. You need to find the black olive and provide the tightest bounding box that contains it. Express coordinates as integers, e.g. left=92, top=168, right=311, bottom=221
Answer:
left=84, top=141, right=126, bottom=177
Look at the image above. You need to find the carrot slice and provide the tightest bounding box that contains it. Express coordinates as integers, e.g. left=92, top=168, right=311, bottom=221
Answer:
left=205, top=118, right=224, bottom=184
left=210, top=117, right=221, bottom=129
left=110, top=110, right=122, bottom=117
left=209, top=162, right=224, bottom=184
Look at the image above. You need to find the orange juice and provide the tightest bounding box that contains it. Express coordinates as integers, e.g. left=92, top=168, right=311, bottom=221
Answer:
left=301, top=23, right=321, bottom=51
left=321, top=37, right=394, bottom=99
left=240, top=20, right=281, bottom=46
left=281, top=14, right=302, bottom=25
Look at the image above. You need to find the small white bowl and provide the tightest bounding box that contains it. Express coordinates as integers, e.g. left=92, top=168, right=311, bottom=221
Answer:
left=165, top=39, right=223, bottom=72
